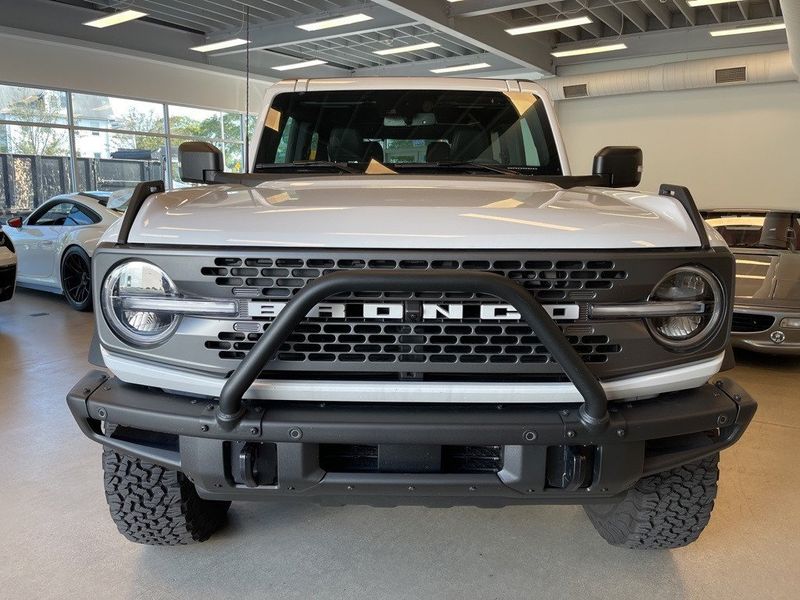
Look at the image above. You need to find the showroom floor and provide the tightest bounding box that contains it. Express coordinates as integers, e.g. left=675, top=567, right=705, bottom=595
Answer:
left=1, top=288, right=798, bottom=600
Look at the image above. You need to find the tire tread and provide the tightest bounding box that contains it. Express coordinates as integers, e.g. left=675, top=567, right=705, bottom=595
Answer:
left=102, top=448, right=229, bottom=545
left=585, top=454, right=719, bottom=549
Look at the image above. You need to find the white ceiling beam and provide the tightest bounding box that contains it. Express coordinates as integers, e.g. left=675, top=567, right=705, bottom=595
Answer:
left=611, top=1, right=649, bottom=32
left=552, top=16, right=789, bottom=66
left=672, top=0, right=697, bottom=26
left=641, top=0, right=673, bottom=29
left=579, top=3, right=624, bottom=34
left=737, top=1, right=751, bottom=20
left=371, top=0, right=555, bottom=74
left=204, top=4, right=416, bottom=55
left=352, top=52, right=518, bottom=76
left=448, top=1, right=556, bottom=18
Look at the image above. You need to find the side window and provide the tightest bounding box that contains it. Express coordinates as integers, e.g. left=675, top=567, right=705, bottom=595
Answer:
left=275, top=116, right=297, bottom=163
left=68, top=205, right=99, bottom=226
left=27, top=202, right=74, bottom=226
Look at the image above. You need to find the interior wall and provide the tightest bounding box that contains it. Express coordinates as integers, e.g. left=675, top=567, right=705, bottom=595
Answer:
left=556, top=81, right=800, bottom=210
left=0, top=29, right=273, bottom=112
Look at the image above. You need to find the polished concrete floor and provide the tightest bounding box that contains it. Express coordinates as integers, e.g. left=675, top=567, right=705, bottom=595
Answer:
left=1, top=288, right=799, bottom=600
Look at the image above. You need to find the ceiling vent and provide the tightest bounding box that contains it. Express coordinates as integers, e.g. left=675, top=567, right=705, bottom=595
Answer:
left=715, top=66, right=747, bottom=84
left=562, top=83, right=589, bottom=98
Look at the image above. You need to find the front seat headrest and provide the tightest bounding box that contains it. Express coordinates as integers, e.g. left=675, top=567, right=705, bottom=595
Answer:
left=426, top=141, right=450, bottom=162
left=328, top=128, right=364, bottom=162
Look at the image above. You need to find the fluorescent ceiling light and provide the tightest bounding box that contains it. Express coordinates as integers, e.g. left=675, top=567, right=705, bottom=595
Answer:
left=430, top=62, right=491, bottom=74
left=710, top=23, right=786, bottom=37
left=84, top=10, right=147, bottom=28
left=551, top=43, right=627, bottom=58
left=297, top=13, right=373, bottom=32
left=273, top=59, right=327, bottom=71
left=506, top=16, right=593, bottom=36
left=191, top=38, right=249, bottom=52
left=687, top=0, right=738, bottom=6
left=374, top=42, right=440, bottom=56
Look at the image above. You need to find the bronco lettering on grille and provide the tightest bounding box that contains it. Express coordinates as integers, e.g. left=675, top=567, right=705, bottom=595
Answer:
left=248, top=301, right=580, bottom=321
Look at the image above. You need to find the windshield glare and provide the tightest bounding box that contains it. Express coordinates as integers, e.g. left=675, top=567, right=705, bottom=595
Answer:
left=254, top=90, right=561, bottom=174
left=705, top=212, right=800, bottom=250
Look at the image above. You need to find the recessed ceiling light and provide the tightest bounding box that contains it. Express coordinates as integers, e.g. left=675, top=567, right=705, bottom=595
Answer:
left=273, top=59, right=328, bottom=71
left=710, top=22, right=786, bottom=37
left=687, top=0, right=738, bottom=6
left=191, top=38, right=249, bottom=52
left=551, top=43, right=627, bottom=58
left=84, top=10, right=147, bottom=28
left=430, top=62, right=491, bottom=74
left=297, top=13, right=373, bottom=32
left=374, top=42, right=441, bottom=56
left=506, top=16, right=593, bottom=36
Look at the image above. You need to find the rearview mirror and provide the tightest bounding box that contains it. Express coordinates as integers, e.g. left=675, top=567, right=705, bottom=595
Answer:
left=178, top=141, right=223, bottom=183
left=592, top=146, right=643, bottom=188
left=7, top=217, right=22, bottom=228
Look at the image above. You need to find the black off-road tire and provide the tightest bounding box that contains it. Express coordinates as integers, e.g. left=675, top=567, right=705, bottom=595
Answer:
left=102, top=448, right=230, bottom=545
left=585, top=454, right=719, bottom=549
left=60, top=246, right=93, bottom=311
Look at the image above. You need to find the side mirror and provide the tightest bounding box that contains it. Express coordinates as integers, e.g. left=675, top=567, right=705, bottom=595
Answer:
left=178, top=141, right=223, bottom=183
left=593, top=146, right=643, bottom=188
left=7, top=217, right=22, bottom=228
left=787, top=227, right=797, bottom=252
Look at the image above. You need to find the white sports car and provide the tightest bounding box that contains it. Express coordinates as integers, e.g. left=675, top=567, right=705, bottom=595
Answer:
left=2, top=191, right=128, bottom=311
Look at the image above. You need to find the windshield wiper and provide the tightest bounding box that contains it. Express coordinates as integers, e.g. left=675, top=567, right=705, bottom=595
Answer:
left=254, top=161, right=360, bottom=174
left=393, top=161, right=518, bottom=176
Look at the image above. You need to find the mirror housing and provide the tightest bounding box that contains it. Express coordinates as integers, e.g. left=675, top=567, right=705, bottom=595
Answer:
left=7, top=217, right=22, bottom=228
left=592, top=146, right=643, bottom=188
left=178, top=141, right=223, bottom=183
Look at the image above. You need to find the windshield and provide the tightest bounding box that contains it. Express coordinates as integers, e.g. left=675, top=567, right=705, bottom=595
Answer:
left=254, top=89, right=561, bottom=174
left=705, top=212, right=800, bottom=250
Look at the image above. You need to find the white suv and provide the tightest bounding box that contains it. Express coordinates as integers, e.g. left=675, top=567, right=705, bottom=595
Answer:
left=67, top=78, right=756, bottom=549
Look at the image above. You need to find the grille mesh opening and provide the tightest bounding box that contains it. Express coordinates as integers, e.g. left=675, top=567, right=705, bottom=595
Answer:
left=731, top=312, right=775, bottom=333
left=202, top=256, right=626, bottom=303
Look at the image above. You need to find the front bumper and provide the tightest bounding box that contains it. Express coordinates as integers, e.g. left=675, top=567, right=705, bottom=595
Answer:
left=732, top=306, right=800, bottom=355
left=67, top=371, right=756, bottom=506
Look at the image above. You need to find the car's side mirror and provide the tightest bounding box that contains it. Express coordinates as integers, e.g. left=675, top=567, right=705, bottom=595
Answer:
left=7, top=217, right=22, bottom=228
left=787, top=227, right=797, bottom=252
left=178, top=141, right=223, bottom=183
left=592, top=146, right=643, bottom=188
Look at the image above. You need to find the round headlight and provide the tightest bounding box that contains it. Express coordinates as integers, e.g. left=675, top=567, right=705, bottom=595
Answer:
left=648, top=267, right=724, bottom=349
left=101, top=261, right=180, bottom=347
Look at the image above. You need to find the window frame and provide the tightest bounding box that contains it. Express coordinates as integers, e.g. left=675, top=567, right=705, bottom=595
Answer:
left=0, top=80, right=256, bottom=212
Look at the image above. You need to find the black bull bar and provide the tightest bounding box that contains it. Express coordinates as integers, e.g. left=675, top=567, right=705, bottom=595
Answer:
left=216, top=269, right=610, bottom=431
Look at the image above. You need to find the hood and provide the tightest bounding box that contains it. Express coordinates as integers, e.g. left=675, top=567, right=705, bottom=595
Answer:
left=733, top=249, right=800, bottom=308
left=125, top=175, right=704, bottom=250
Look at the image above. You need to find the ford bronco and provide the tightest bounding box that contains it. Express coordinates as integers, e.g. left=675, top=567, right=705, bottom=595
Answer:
left=67, top=78, right=756, bottom=549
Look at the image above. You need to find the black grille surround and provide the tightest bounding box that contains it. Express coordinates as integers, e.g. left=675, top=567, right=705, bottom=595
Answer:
left=93, top=245, right=736, bottom=382
left=731, top=312, right=776, bottom=333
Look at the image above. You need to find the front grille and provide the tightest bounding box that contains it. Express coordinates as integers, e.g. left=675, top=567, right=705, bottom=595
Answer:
left=206, top=322, right=621, bottom=367
left=731, top=312, right=775, bottom=333
left=95, top=247, right=735, bottom=383
left=203, top=256, right=627, bottom=303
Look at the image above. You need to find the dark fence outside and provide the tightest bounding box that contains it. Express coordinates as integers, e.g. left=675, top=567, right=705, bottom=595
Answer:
left=0, top=152, right=164, bottom=215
